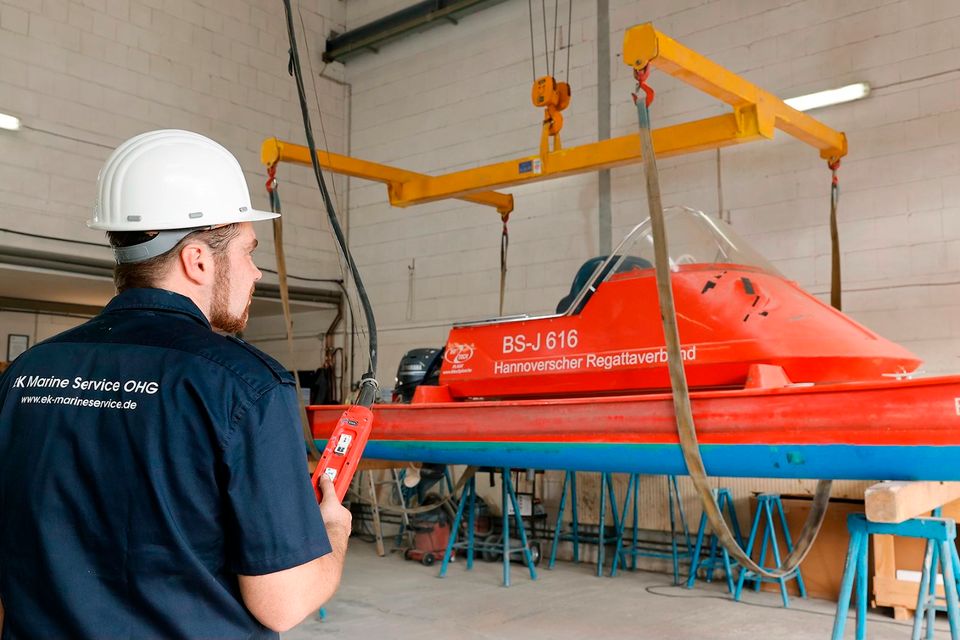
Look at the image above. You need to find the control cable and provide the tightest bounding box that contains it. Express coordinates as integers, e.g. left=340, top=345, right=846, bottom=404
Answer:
left=280, top=0, right=378, bottom=403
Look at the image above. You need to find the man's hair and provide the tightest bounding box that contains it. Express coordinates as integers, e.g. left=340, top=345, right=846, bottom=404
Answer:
left=107, top=224, right=242, bottom=292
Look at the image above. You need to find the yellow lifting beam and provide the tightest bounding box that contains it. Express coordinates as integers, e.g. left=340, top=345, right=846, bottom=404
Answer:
left=260, top=137, right=515, bottom=216
left=263, top=22, right=847, bottom=213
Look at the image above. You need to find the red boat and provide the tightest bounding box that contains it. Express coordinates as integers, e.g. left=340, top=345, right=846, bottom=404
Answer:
left=308, top=208, right=960, bottom=480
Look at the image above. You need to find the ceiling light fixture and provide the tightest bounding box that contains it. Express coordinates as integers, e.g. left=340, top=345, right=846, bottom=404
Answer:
left=784, top=82, right=871, bottom=112
left=0, top=112, right=21, bottom=131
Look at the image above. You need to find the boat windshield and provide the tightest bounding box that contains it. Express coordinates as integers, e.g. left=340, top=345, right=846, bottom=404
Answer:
left=563, top=206, right=781, bottom=315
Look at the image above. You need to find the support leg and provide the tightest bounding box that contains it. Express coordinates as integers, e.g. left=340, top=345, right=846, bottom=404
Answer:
left=501, top=468, right=510, bottom=587
left=723, top=491, right=745, bottom=547
left=763, top=504, right=789, bottom=608
left=756, top=501, right=772, bottom=594
left=940, top=540, right=960, bottom=640
left=392, top=469, right=412, bottom=547
left=598, top=473, right=607, bottom=577
left=505, top=470, right=537, bottom=581
left=912, top=540, right=935, bottom=640
left=722, top=545, right=735, bottom=595
left=440, top=477, right=472, bottom=577
left=687, top=507, right=708, bottom=589
left=611, top=473, right=633, bottom=577
left=831, top=530, right=862, bottom=640
left=631, top=474, right=639, bottom=571
left=668, top=476, right=680, bottom=585
left=605, top=472, right=622, bottom=577
left=466, top=474, right=476, bottom=570
left=571, top=473, right=580, bottom=562
left=548, top=471, right=570, bottom=570
left=706, top=533, right=720, bottom=583
left=926, top=542, right=939, bottom=640
left=855, top=527, right=868, bottom=640
left=777, top=497, right=807, bottom=599
left=734, top=502, right=764, bottom=602
left=367, top=471, right=385, bottom=557
left=672, top=476, right=694, bottom=561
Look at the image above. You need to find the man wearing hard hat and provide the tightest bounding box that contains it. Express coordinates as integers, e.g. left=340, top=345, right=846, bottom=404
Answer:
left=0, top=130, right=349, bottom=638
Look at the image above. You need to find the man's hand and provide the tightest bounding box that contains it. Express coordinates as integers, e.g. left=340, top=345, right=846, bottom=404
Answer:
left=317, top=474, right=352, bottom=556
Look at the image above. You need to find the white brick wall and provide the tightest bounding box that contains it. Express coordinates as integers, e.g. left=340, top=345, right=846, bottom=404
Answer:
left=340, top=0, right=960, bottom=383
left=0, top=0, right=350, bottom=371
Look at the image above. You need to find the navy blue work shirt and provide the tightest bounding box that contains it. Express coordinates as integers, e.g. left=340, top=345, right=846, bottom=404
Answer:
left=0, top=288, right=331, bottom=639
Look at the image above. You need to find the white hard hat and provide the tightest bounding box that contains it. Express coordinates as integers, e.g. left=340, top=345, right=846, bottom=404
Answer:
left=90, top=129, right=277, bottom=233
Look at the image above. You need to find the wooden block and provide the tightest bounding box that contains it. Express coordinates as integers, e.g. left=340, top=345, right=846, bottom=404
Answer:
left=893, top=606, right=911, bottom=621
left=865, top=481, right=960, bottom=523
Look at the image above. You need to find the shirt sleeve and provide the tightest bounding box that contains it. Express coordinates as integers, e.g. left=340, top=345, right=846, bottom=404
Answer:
left=221, top=382, right=332, bottom=576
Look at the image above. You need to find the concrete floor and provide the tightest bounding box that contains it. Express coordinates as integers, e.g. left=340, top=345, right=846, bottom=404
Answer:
left=284, top=540, right=949, bottom=639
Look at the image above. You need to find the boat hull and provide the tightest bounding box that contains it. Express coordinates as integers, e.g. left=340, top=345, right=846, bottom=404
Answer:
left=307, top=376, right=960, bottom=480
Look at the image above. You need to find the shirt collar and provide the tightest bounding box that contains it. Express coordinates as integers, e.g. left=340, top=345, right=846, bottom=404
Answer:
left=102, top=288, right=211, bottom=328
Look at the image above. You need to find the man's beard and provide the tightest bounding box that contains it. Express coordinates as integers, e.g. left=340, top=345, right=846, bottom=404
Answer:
left=210, top=258, right=254, bottom=334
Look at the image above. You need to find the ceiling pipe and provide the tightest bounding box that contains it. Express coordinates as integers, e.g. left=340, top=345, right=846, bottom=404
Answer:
left=324, top=0, right=508, bottom=63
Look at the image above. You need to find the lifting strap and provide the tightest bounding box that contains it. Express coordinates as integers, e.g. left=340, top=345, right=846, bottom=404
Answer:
left=266, top=165, right=324, bottom=462
left=633, top=66, right=831, bottom=580
left=829, top=159, right=842, bottom=311
left=499, top=213, right=509, bottom=316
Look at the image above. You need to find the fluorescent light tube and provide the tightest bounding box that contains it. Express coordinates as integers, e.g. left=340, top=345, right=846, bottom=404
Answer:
left=784, top=83, right=871, bottom=112
left=0, top=113, right=21, bottom=131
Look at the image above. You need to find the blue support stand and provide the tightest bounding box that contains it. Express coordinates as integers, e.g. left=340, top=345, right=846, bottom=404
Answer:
left=438, top=468, right=537, bottom=587
left=548, top=472, right=621, bottom=576
left=549, top=471, right=581, bottom=566
left=686, top=487, right=743, bottom=593
left=611, top=475, right=693, bottom=584
left=832, top=513, right=960, bottom=640
left=733, top=493, right=807, bottom=608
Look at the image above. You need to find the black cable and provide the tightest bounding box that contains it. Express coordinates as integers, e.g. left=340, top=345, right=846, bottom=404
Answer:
left=550, top=0, right=559, bottom=82
left=527, top=0, right=537, bottom=81
left=564, top=0, right=572, bottom=82
left=258, top=268, right=341, bottom=284
left=281, top=0, right=378, bottom=391
left=20, top=125, right=115, bottom=150
left=540, top=0, right=550, bottom=77
left=296, top=0, right=343, bottom=216
left=0, top=227, right=109, bottom=248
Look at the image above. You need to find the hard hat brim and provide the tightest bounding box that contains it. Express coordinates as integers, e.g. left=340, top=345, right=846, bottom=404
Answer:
left=235, top=208, right=281, bottom=224
left=87, top=208, right=280, bottom=231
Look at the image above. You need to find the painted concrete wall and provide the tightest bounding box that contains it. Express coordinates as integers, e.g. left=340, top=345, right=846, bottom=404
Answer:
left=0, top=0, right=349, bottom=372
left=342, top=0, right=960, bottom=386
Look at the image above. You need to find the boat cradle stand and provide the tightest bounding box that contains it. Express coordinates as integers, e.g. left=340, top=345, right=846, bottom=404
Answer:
left=733, top=493, right=807, bottom=607
left=611, top=474, right=694, bottom=583
left=686, top=487, right=744, bottom=593
left=439, top=467, right=538, bottom=587
left=832, top=513, right=960, bottom=640
left=548, top=471, right=623, bottom=576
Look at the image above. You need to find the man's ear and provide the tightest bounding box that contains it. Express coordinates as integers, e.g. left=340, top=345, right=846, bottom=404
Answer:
left=179, top=242, right=214, bottom=286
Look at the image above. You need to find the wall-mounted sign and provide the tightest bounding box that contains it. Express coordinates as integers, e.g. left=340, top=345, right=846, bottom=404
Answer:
left=7, top=334, right=29, bottom=361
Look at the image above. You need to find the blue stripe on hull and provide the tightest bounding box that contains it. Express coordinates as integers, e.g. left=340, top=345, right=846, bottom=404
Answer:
left=318, top=440, right=960, bottom=481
